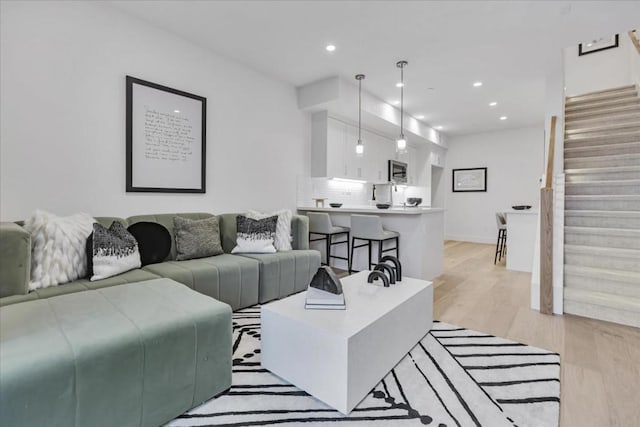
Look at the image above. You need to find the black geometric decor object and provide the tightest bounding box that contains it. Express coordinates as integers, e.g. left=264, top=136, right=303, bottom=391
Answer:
left=380, top=255, right=402, bottom=281
left=309, top=266, right=343, bottom=295
left=367, top=270, right=390, bottom=287
left=374, top=263, right=396, bottom=284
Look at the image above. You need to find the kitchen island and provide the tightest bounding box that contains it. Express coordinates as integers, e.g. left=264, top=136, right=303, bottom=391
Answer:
left=505, top=209, right=538, bottom=273
left=298, top=206, right=444, bottom=280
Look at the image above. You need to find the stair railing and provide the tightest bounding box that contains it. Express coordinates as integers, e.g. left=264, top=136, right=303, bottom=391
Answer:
left=629, top=30, right=640, bottom=55
left=540, top=116, right=556, bottom=315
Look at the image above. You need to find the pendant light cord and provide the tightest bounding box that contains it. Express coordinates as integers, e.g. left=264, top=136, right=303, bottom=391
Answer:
left=358, top=78, right=362, bottom=142
left=400, top=65, right=404, bottom=137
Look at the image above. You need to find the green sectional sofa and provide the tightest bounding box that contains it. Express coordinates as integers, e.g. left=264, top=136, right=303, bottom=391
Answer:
left=0, top=212, right=321, bottom=427
left=0, top=212, right=320, bottom=309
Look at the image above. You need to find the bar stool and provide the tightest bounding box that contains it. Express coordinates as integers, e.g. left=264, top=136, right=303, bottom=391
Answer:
left=308, top=212, right=350, bottom=267
left=348, top=214, right=399, bottom=273
left=494, top=212, right=507, bottom=264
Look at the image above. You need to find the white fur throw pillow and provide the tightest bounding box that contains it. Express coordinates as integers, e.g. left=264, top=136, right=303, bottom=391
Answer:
left=24, top=210, right=95, bottom=290
left=246, top=209, right=292, bottom=251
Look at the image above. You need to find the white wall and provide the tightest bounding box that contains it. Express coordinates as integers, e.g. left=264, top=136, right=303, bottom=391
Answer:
left=564, top=32, right=636, bottom=96
left=444, top=127, right=544, bottom=244
left=0, top=1, right=309, bottom=221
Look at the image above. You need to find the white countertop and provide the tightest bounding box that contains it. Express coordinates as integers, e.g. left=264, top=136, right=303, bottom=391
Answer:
left=505, top=209, right=538, bottom=215
left=298, top=205, right=445, bottom=215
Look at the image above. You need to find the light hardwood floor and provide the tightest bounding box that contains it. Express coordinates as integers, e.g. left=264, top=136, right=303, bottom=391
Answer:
left=434, top=241, right=640, bottom=427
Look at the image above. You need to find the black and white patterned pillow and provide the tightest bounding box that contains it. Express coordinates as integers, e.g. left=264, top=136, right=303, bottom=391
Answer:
left=89, top=221, right=141, bottom=281
left=231, top=215, right=278, bottom=254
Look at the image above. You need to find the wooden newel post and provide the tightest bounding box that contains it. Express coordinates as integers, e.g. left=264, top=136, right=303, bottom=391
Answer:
left=540, top=116, right=556, bottom=315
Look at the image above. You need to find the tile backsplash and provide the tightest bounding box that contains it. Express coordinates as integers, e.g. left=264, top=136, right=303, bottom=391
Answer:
left=297, top=177, right=430, bottom=207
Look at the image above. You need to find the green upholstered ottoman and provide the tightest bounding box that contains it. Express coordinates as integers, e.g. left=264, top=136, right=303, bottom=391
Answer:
left=0, top=278, right=232, bottom=427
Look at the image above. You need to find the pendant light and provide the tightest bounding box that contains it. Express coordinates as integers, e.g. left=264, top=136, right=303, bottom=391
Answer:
left=396, top=60, right=408, bottom=153
left=355, top=74, right=365, bottom=157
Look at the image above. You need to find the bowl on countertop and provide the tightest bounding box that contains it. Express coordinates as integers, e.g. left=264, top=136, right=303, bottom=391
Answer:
left=376, top=203, right=391, bottom=209
left=406, top=197, right=422, bottom=207
left=329, top=203, right=343, bottom=208
left=512, top=205, right=532, bottom=210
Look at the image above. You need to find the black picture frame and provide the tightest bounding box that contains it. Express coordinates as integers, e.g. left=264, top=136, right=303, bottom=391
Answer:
left=452, top=167, right=487, bottom=192
left=578, top=34, right=619, bottom=56
left=126, top=75, right=206, bottom=193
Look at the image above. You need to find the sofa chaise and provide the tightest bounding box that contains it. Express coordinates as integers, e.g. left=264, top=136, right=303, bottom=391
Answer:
left=0, top=212, right=321, bottom=427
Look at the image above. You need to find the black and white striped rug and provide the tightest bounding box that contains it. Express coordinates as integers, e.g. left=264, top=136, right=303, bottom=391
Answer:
left=169, top=306, right=560, bottom=427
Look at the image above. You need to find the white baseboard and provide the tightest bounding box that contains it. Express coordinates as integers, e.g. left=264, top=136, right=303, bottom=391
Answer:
left=445, top=234, right=495, bottom=244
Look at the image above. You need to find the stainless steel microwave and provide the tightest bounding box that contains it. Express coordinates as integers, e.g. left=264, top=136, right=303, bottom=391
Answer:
left=388, top=160, right=408, bottom=184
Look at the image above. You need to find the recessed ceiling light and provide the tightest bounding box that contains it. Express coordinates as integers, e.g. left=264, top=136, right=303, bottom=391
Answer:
left=416, top=115, right=425, bottom=119
left=586, top=43, right=593, bottom=47
left=396, top=82, right=404, bottom=88
left=473, top=81, right=483, bottom=87
left=500, top=116, right=508, bottom=120
left=489, top=102, right=497, bottom=107
left=174, top=109, right=180, bottom=113
left=435, top=125, right=443, bottom=130
left=325, top=44, right=336, bottom=52
left=390, top=100, right=400, bottom=105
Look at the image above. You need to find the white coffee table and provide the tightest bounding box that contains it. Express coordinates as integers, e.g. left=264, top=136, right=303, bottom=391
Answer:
left=261, top=271, right=433, bottom=414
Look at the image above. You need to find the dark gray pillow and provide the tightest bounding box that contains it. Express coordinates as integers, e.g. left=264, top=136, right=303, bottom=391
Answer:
left=174, top=216, right=224, bottom=261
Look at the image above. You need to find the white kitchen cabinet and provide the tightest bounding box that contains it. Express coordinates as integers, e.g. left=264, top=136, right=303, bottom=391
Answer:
left=326, top=118, right=347, bottom=178
left=312, top=113, right=424, bottom=184
left=345, top=125, right=366, bottom=180
left=365, top=131, right=394, bottom=183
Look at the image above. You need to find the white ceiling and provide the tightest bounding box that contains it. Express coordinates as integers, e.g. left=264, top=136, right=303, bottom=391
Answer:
left=109, top=1, right=639, bottom=135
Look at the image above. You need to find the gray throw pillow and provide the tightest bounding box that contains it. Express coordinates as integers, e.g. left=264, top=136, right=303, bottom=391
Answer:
left=174, top=216, right=224, bottom=261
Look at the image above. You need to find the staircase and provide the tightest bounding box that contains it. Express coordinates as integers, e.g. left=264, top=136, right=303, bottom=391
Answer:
left=563, top=85, right=640, bottom=328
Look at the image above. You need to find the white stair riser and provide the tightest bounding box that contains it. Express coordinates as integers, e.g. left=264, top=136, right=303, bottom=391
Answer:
left=565, top=183, right=640, bottom=195
left=565, top=132, right=640, bottom=146
left=565, top=98, right=640, bottom=114
left=564, top=143, right=640, bottom=158
left=565, top=274, right=640, bottom=298
left=566, top=199, right=640, bottom=210
left=564, top=301, right=640, bottom=328
left=565, top=215, right=640, bottom=229
left=565, top=252, right=640, bottom=272
left=565, top=156, right=640, bottom=169
left=566, top=89, right=638, bottom=105
left=564, top=232, right=640, bottom=249
left=566, top=171, right=640, bottom=182
left=566, top=105, right=640, bottom=122
left=566, top=113, right=640, bottom=129
left=566, top=123, right=640, bottom=137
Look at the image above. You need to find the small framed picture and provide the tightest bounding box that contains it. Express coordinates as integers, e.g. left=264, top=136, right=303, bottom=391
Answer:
left=452, top=167, right=487, bottom=192
left=578, top=34, right=619, bottom=56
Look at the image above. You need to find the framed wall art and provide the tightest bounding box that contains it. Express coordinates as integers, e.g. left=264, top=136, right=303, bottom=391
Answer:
left=126, top=76, right=206, bottom=193
left=452, top=167, right=487, bottom=192
left=578, top=34, right=619, bottom=56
